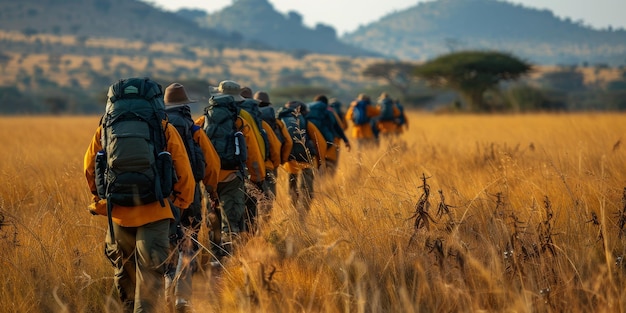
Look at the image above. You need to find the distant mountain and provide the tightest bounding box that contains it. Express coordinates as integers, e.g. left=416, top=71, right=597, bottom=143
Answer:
left=0, top=0, right=259, bottom=49
left=342, top=0, right=626, bottom=66
left=185, top=0, right=379, bottom=57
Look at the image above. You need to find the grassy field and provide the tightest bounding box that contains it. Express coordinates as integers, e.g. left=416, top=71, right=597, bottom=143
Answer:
left=1, top=113, right=626, bottom=312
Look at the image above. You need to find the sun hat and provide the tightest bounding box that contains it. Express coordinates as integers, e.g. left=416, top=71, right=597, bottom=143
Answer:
left=240, top=86, right=253, bottom=99
left=164, top=83, right=197, bottom=107
left=253, top=91, right=271, bottom=105
left=209, top=80, right=244, bottom=101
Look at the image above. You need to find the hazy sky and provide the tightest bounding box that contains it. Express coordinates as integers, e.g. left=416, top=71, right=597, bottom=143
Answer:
left=145, top=0, right=626, bottom=35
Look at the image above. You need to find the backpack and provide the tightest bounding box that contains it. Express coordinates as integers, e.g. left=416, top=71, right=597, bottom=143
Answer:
left=352, top=100, right=370, bottom=125
left=95, top=77, right=173, bottom=207
left=165, top=104, right=206, bottom=182
left=277, top=107, right=316, bottom=163
left=379, top=98, right=395, bottom=121
left=306, top=101, right=334, bottom=143
left=239, top=98, right=270, bottom=161
left=259, top=105, right=284, bottom=144
left=203, top=95, right=247, bottom=171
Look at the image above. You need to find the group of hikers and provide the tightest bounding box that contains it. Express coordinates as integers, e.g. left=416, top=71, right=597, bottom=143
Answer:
left=83, top=77, right=408, bottom=313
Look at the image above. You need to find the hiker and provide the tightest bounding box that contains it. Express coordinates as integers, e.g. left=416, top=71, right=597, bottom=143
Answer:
left=238, top=87, right=278, bottom=228
left=84, top=77, right=195, bottom=313
left=376, top=92, right=402, bottom=136
left=306, top=95, right=351, bottom=175
left=194, top=80, right=265, bottom=254
left=346, top=93, right=380, bottom=147
left=163, top=83, right=221, bottom=312
left=254, top=90, right=291, bottom=214
left=278, top=101, right=327, bottom=214
left=326, top=97, right=350, bottom=176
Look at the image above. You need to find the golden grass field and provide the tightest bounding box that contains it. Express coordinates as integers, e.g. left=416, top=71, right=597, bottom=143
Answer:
left=1, top=112, right=626, bottom=312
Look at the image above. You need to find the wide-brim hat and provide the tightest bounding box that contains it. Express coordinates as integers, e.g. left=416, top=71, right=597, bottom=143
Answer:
left=253, top=91, right=271, bottom=105
left=240, top=86, right=253, bottom=99
left=209, top=80, right=244, bottom=101
left=164, top=83, right=197, bottom=106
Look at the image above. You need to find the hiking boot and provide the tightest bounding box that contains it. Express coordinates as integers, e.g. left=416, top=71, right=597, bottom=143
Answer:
left=175, top=299, right=193, bottom=313
left=220, top=231, right=239, bottom=256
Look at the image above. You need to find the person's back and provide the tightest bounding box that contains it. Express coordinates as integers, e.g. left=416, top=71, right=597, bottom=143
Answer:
left=195, top=80, right=265, bottom=244
left=306, top=96, right=335, bottom=146
left=84, top=77, right=195, bottom=312
left=376, top=92, right=401, bottom=135
left=254, top=91, right=286, bottom=211
left=279, top=101, right=326, bottom=213
left=346, top=94, right=380, bottom=146
left=307, top=95, right=350, bottom=174
left=238, top=97, right=270, bottom=163
left=163, top=82, right=221, bottom=311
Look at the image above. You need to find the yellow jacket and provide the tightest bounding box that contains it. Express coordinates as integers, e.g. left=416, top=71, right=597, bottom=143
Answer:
left=193, top=127, right=221, bottom=197
left=346, top=101, right=380, bottom=139
left=194, top=115, right=265, bottom=183
left=283, top=121, right=327, bottom=174
left=262, top=120, right=282, bottom=171
left=84, top=122, right=195, bottom=227
left=239, top=109, right=266, bottom=162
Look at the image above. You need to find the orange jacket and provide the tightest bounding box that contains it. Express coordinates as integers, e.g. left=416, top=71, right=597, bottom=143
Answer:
left=346, top=101, right=380, bottom=139
left=262, top=120, right=282, bottom=171
left=84, top=121, right=195, bottom=227
left=283, top=121, right=327, bottom=174
left=194, top=115, right=265, bottom=183
left=193, top=128, right=221, bottom=197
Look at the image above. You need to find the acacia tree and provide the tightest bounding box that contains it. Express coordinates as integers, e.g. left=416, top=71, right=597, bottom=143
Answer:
left=414, top=51, right=532, bottom=111
left=362, top=61, right=418, bottom=98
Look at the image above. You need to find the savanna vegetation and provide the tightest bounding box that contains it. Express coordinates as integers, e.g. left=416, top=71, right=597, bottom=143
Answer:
left=2, top=113, right=626, bottom=312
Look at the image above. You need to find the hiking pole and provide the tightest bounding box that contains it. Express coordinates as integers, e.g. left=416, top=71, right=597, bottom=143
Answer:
left=106, top=196, right=115, bottom=242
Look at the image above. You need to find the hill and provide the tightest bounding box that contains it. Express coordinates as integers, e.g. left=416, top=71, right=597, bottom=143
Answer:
left=342, top=0, right=626, bottom=66
left=0, top=0, right=258, bottom=50
left=186, top=0, right=379, bottom=58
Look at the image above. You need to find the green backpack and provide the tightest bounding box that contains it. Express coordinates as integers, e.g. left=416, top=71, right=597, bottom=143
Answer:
left=203, top=95, right=247, bottom=170
left=95, top=77, right=174, bottom=208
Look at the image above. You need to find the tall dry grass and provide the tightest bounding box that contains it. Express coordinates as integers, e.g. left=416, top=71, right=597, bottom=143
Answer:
left=1, top=113, right=626, bottom=312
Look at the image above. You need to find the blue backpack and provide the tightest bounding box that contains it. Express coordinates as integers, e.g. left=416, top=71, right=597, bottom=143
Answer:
left=379, top=98, right=395, bottom=121
left=352, top=100, right=370, bottom=125
left=306, top=101, right=334, bottom=143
